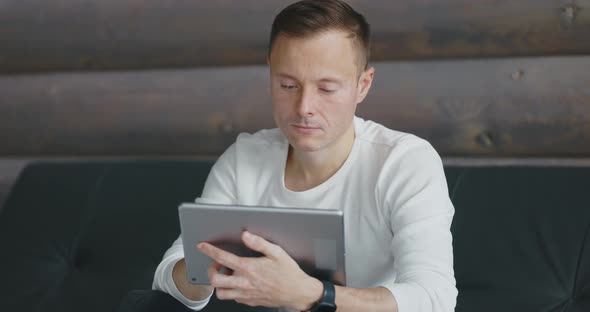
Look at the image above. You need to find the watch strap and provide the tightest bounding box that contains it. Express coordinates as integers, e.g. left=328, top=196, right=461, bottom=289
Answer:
left=310, top=280, right=336, bottom=312
left=321, top=280, right=335, bottom=305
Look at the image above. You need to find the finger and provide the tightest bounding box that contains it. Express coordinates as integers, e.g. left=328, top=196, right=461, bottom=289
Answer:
left=198, top=242, right=244, bottom=271
left=207, top=261, right=223, bottom=282
left=215, top=288, right=242, bottom=301
left=209, top=270, right=251, bottom=289
left=235, top=297, right=258, bottom=307
left=212, top=260, right=223, bottom=271
left=242, top=231, right=284, bottom=259
left=208, top=260, right=233, bottom=274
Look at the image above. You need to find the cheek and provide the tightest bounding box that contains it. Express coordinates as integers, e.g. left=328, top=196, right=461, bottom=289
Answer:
left=271, top=92, right=293, bottom=120
left=322, top=93, right=356, bottom=118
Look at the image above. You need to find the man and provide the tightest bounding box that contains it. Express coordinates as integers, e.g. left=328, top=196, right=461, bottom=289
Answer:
left=153, top=1, right=457, bottom=311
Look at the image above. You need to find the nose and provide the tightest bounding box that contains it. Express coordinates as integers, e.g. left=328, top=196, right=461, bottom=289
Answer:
left=296, top=87, right=315, bottom=118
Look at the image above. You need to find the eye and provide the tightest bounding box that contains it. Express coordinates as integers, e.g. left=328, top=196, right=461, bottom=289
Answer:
left=281, top=84, right=298, bottom=90
left=320, top=88, right=336, bottom=93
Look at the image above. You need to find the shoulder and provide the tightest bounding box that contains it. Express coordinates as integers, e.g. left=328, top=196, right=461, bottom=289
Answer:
left=212, top=128, right=285, bottom=169
left=355, top=116, right=439, bottom=164
left=359, top=119, right=451, bottom=219
left=203, top=128, right=286, bottom=204
left=354, top=117, right=444, bottom=196
left=236, top=128, right=285, bottom=148
left=232, top=128, right=286, bottom=159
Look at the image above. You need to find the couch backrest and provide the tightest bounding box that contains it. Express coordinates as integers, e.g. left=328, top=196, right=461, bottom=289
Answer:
left=447, top=167, right=590, bottom=311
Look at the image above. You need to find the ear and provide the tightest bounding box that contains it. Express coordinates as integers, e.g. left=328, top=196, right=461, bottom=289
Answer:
left=356, top=66, right=375, bottom=104
left=266, top=55, right=271, bottom=65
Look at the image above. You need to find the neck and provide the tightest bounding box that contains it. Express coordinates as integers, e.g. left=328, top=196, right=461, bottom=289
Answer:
left=285, top=123, right=355, bottom=192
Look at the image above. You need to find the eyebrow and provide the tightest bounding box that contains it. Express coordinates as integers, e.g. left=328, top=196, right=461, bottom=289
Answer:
left=275, top=73, right=344, bottom=85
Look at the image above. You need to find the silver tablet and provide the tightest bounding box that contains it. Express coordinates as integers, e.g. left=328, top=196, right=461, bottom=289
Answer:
left=179, top=202, right=346, bottom=286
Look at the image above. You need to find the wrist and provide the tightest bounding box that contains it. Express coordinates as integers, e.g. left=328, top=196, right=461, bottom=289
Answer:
left=296, top=277, right=324, bottom=311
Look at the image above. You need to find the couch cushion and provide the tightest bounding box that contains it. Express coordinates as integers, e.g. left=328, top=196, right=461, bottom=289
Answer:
left=448, top=167, right=590, bottom=312
left=0, top=160, right=213, bottom=312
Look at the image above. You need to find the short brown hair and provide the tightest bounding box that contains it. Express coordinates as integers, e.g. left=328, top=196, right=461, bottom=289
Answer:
left=269, top=0, right=371, bottom=71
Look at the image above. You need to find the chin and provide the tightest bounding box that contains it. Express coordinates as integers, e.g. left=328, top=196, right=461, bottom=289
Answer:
left=287, top=137, right=323, bottom=152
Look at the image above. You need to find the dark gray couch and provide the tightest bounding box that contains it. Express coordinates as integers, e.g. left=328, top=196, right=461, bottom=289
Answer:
left=0, top=160, right=588, bottom=311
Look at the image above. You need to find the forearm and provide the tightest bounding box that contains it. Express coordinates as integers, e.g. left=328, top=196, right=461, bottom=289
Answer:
left=172, top=259, right=214, bottom=301
left=333, top=286, right=398, bottom=312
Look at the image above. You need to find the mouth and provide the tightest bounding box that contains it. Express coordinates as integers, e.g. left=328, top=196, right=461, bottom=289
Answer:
left=291, top=124, right=322, bottom=133
left=292, top=124, right=320, bottom=130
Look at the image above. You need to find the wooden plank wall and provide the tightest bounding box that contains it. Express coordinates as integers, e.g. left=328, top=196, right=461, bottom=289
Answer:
left=0, top=0, right=589, bottom=157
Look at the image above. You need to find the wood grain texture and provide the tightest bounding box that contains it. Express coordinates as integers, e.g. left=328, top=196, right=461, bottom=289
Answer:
left=0, top=56, right=589, bottom=157
left=0, top=0, right=589, bottom=73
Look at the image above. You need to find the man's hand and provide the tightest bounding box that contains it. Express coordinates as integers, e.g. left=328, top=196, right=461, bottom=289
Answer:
left=198, top=231, right=324, bottom=311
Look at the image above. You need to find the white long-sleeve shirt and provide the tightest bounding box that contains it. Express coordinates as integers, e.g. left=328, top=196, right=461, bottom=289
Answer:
left=153, top=116, right=458, bottom=311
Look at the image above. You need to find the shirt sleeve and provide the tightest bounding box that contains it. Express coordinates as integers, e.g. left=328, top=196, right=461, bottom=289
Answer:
left=152, top=143, right=239, bottom=310
left=152, top=237, right=214, bottom=310
left=376, top=138, right=458, bottom=312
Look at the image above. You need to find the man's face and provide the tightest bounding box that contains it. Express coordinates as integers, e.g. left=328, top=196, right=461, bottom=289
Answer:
left=268, top=30, right=373, bottom=152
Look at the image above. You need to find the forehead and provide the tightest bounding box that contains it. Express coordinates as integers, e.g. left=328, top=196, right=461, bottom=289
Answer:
left=269, top=30, right=359, bottom=81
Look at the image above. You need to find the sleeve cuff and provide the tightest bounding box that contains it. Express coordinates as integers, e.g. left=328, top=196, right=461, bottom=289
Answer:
left=164, top=257, right=214, bottom=310
left=153, top=252, right=214, bottom=311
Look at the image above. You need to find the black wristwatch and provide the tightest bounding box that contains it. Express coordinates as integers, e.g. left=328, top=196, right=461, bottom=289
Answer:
left=310, top=280, right=337, bottom=312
